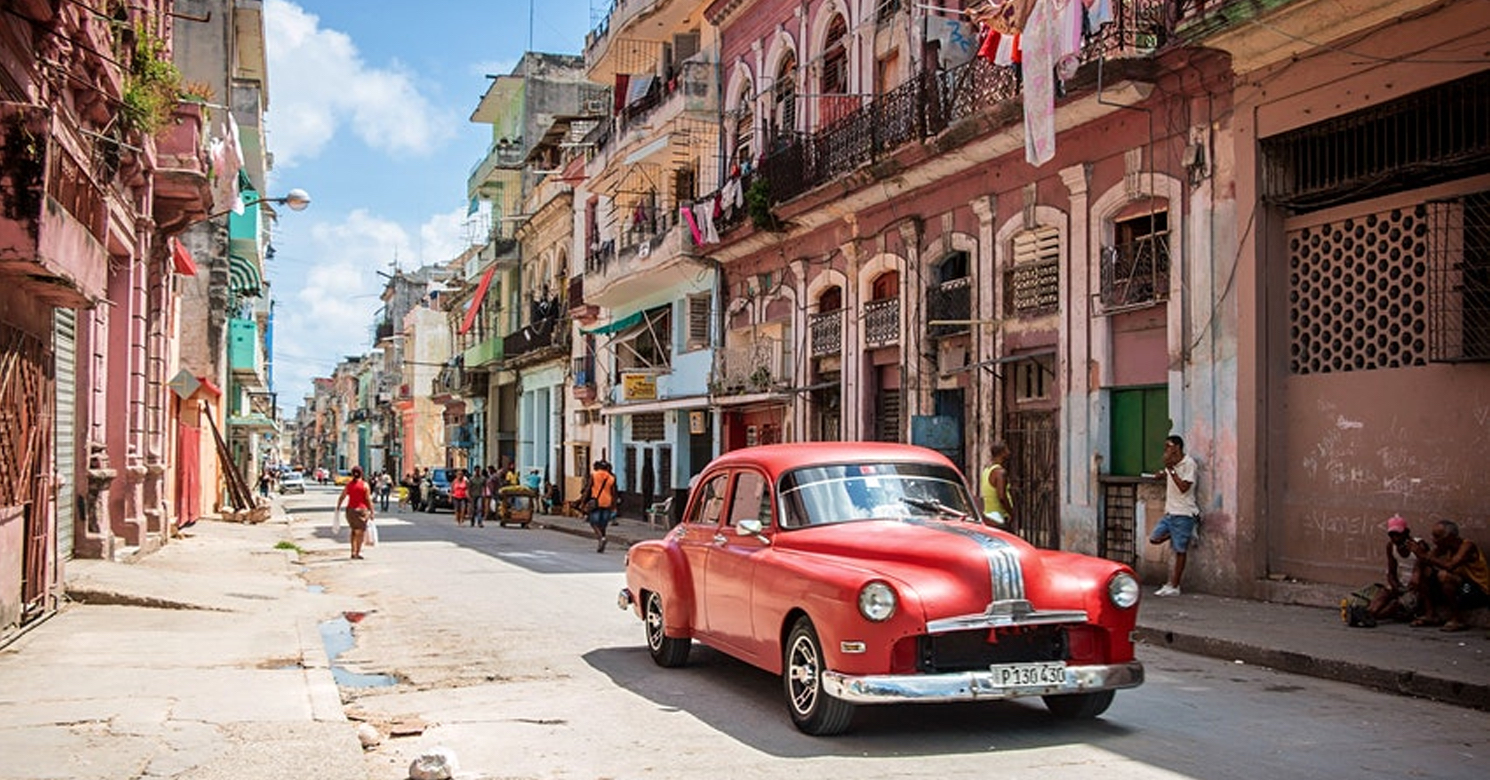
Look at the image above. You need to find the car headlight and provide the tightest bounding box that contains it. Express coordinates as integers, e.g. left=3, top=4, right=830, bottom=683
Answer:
left=858, top=581, right=897, bottom=622
left=1108, top=572, right=1141, bottom=609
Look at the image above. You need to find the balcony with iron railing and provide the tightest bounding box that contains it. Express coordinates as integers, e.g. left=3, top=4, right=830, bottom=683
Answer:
left=584, top=209, right=701, bottom=309
left=467, top=141, right=527, bottom=199
left=863, top=298, right=901, bottom=349
left=0, top=102, right=108, bottom=307
left=503, top=316, right=566, bottom=366
left=584, top=0, right=699, bottom=80
left=595, top=59, right=720, bottom=162
left=572, top=354, right=597, bottom=403
left=927, top=277, right=972, bottom=339
left=1099, top=234, right=1171, bottom=313
left=744, top=0, right=1170, bottom=216
left=809, top=309, right=844, bottom=357
left=712, top=337, right=788, bottom=396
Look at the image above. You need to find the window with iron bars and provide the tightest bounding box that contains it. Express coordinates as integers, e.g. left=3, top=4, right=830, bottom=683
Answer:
left=1100, top=212, right=1170, bottom=312
left=1429, top=190, right=1490, bottom=363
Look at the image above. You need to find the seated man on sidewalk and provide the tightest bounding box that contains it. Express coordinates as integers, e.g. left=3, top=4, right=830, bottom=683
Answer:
left=1367, top=514, right=1424, bottom=622
left=1411, top=519, right=1490, bottom=632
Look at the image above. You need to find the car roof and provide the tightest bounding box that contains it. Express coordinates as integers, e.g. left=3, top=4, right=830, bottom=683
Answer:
left=702, top=442, right=960, bottom=482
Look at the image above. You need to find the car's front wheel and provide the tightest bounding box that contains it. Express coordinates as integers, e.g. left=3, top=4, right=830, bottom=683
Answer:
left=644, top=591, right=690, bottom=667
left=1042, top=690, right=1115, bottom=719
left=784, top=617, right=855, bottom=735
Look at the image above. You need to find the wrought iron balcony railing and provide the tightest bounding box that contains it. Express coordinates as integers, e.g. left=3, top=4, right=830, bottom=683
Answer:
left=927, top=277, right=972, bottom=338
left=809, top=309, right=843, bottom=357
left=863, top=298, right=900, bottom=348
left=1099, top=235, right=1171, bottom=312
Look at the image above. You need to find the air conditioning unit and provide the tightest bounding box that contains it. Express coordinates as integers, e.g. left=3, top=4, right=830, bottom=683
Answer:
left=584, top=98, right=608, bottom=114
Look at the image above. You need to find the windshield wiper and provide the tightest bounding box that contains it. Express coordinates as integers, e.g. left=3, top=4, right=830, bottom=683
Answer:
left=900, top=496, right=969, bottom=520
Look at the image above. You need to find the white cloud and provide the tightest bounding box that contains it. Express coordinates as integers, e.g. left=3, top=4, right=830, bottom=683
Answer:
left=264, top=0, right=453, bottom=167
left=273, top=210, right=412, bottom=398
left=418, top=206, right=478, bottom=268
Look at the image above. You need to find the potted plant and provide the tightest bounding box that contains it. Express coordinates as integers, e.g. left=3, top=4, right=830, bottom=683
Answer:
left=745, top=178, right=780, bottom=231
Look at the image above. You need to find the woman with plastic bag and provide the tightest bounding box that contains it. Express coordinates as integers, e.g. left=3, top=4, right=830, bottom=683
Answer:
left=334, top=465, right=375, bottom=559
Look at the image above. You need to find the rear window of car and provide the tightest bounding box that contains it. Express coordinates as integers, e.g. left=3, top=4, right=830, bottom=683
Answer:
left=778, top=462, right=974, bottom=528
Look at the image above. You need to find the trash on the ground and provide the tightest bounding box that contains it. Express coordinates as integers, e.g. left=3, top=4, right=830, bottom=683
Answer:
left=356, top=722, right=381, bottom=748
left=408, top=746, right=458, bottom=780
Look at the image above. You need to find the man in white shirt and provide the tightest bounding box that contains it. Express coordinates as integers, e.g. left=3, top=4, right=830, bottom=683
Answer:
left=1149, top=435, right=1200, bottom=597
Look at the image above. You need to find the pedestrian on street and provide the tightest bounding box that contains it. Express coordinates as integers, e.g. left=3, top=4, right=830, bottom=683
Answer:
left=980, top=441, right=1014, bottom=527
left=376, top=471, right=392, bottom=512
left=451, top=469, right=471, bottom=526
left=1149, top=434, right=1200, bottom=597
left=469, top=465, right=487, bottom=528
left=334, top=465, right=374, bottom=560
left=407, top=468, right=424, bottom=512
left=1411, top=519, right=1490, bottom=632
left=587, top=459, right=617, bottom=553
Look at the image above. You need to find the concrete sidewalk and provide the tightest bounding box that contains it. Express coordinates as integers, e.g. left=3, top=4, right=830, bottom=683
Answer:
left=0, top=505, right=368, bottom=780
left=540, top=509, right=1490, bottom=711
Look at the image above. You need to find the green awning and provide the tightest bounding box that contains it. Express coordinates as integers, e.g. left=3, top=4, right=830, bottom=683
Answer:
left=582, top=310, right=642, bottom=335
left=228, top=253, right=262, bottom=296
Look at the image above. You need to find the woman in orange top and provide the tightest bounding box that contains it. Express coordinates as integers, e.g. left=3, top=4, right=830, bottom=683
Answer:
left=334, top=465, right=374, bottom=559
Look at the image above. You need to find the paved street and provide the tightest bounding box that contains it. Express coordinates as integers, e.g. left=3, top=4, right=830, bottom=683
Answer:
left=284, top=486, right=1487, bottom=779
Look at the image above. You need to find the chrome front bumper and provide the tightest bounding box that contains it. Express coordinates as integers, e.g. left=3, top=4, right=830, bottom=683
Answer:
left=821, top=661, right=1144, bottom=704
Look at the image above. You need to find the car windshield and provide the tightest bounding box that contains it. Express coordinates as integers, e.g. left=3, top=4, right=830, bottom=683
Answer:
left=284, top=472, right=303, bottom=481
left=777, top=462, right=975, bottom=528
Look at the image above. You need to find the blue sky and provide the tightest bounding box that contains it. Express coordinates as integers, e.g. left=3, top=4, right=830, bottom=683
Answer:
left=262, top=0, right=601, bottom=411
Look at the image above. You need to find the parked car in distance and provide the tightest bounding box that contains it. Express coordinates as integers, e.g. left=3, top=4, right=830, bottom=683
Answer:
left=333, top=470, right=352, bottom=486
left=618, top=442, right=1144, bottom=735
left=278, top=471, right=306, bottom=494
left=421, top=467, right=455, bottom=512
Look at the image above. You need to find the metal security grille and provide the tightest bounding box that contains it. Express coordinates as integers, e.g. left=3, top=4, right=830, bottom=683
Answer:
left=1005, top=410, right=1059, bottom=550
left=1427, top=190, right=1490, bottom=362
left=875, top=389, right=900, bottom=442
left=632, top=412, right=665, bottom=442
left=1261, top=70, right=1490, bottom=212
left=1288, top=205, right=1430, bottom=375
left=1099, top=480, right=1139, bottom=565
left=1008, top=227, right=1061, bottom=317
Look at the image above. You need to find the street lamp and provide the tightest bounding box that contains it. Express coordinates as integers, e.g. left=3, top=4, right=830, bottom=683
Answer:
left=204, top=188, right=312, bottom=220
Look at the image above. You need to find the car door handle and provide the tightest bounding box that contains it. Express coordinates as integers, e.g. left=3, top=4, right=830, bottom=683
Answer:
left=713, top=533, right=728, bottom=546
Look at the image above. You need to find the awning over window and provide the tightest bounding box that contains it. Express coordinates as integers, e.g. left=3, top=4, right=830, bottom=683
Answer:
left=228, top=253, right=261, bottom=296
left=171, top=238, right=198, bottom=276
left=582, top=310, right=642, bottom=335
left=459, top=264, right=499, bottom=335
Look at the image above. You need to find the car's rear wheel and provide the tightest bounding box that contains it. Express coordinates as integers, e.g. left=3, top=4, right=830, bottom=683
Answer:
left=644, top=591, right=690, bottom=667
left=784, top=617, right=855, bottom=735
left=1042, top=690, right=1115, bottom=719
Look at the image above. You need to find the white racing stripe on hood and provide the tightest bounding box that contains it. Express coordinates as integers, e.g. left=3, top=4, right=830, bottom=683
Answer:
left=902, top=517, right=1026, bottom=602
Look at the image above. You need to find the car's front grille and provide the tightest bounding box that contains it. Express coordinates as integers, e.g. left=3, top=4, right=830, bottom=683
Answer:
left=916, top=625, right=1068, bottom=673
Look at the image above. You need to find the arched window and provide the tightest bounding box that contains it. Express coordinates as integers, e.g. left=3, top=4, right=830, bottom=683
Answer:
left=772, top=52, right=798, bottom=148
left=733, top=82, right=754, bottom=168
left=820, top=15, right=852, bottom=126
left=822, top=16, right=848, bottom=95
left=871, top=270, right=899, bottom=301
left=818, top=285, right=843, bottom=312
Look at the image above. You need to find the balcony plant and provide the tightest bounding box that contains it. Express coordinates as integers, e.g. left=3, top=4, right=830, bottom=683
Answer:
left=118, top=27, right=183, bottom=137
left=745, top=178, right=781, bottom=232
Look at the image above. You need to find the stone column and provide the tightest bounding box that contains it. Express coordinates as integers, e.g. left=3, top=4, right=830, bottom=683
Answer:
left=970, top=195, right=997, bottom=467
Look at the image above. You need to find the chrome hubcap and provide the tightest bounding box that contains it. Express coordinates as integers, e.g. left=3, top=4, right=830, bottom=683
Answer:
left=645, top=594, right=664, bottom=651
left=787, top=635, right=819, bottom=714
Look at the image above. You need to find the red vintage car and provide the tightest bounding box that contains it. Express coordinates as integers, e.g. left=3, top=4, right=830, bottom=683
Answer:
left=618, top=442, right=1143, bottom=735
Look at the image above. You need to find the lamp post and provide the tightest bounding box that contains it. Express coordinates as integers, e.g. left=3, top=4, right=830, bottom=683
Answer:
left=204, top=188, right=312, bottom=220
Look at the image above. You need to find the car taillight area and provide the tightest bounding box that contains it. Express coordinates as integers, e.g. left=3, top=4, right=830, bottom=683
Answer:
left=915, top=625, right=1070, bottom=674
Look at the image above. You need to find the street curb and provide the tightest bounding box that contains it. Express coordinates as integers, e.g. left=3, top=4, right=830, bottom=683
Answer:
left=1135, top=627, right=1490, bottom=711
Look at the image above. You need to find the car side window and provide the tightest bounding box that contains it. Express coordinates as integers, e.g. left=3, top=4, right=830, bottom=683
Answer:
left=686, top=473, right=729, bottom=526
left=725, top=471, right=769, bottom=528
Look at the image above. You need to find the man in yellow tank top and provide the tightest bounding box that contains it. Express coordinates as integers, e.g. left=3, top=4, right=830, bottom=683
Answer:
left=980, top=441, right=1013, bottom=527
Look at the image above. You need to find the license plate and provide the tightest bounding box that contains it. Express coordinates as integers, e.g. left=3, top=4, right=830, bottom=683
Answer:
left=990, top=661, right=1067, bottom=687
